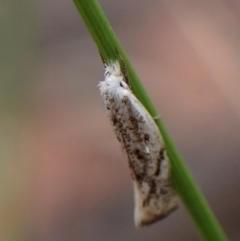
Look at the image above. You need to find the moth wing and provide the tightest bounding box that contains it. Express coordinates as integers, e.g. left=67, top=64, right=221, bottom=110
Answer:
left=125, top=96, right=179, bottom=227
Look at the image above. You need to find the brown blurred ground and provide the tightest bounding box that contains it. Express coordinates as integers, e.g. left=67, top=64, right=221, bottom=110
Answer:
left=2, top=0, right=240, bottom=240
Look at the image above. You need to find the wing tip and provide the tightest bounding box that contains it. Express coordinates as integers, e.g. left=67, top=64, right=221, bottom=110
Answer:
left=134, top=192, right=179, bottom=228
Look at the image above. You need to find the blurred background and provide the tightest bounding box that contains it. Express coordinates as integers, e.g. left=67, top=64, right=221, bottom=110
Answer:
left=1, top=0, right=240, bottom=240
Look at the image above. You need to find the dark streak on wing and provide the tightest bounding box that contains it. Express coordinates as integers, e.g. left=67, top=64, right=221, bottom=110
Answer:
left=154, top=147, right=166, bottom=176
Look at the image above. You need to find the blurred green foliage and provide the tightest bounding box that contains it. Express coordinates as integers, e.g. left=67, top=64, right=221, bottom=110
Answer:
left=0, top=1, right=38, bottom=240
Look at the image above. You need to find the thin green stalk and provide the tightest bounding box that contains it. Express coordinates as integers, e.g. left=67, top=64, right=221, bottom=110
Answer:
left=72, top=1, right=229, bottom=240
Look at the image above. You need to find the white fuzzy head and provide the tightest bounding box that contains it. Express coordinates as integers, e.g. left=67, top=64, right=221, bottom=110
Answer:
left=98, top=60, right=130, bottom=95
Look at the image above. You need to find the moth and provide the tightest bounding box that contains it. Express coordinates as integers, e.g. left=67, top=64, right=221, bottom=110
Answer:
left=98, top=56, right=178, bottom=227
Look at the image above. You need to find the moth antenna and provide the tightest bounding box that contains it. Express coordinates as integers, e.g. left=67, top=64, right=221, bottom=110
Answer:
left=99, top=51, right=106, bottom=66
left=114, top=47, right=130, bottom=86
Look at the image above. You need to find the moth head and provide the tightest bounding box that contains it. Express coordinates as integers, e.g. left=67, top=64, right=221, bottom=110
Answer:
left=104, top=61, right=121, bottom=77
left=103, top=74, right=130, bottom=91
left=103, top=61, right=130, bottom=90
